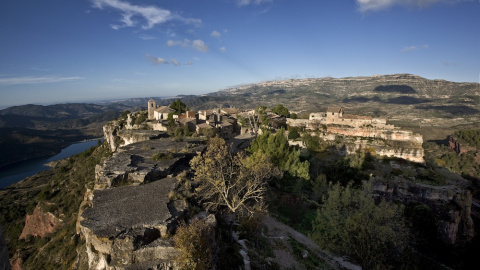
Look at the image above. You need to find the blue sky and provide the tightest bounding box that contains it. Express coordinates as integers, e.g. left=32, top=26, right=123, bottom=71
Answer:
left=0, top=0, right=478, bottom=107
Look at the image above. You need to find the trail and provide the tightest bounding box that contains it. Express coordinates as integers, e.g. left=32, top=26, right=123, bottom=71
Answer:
left=262, top=215, right=361, bottom=270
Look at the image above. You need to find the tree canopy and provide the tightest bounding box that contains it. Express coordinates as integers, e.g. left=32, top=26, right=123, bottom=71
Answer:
left=169, top=99, right=189, bottom=114
left=271, top=104, right=290, bottom=117
left=248, top=128, right=309, bottom=180
left=312, top=183, right=410, bottom=269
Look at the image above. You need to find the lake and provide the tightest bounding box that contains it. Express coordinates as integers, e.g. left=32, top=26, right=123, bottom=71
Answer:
left=0, top=140, right=100, bottom=189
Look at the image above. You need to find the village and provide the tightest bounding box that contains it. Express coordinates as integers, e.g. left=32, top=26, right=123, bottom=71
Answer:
left=130, top=98, right=425, bottom=163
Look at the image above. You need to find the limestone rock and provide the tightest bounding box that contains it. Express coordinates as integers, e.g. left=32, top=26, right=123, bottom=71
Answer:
left=79, top=179, right=186, bottom=269
left=94, top=138, right=204, bottom=189
left=372, top=178, right=474, bottom=245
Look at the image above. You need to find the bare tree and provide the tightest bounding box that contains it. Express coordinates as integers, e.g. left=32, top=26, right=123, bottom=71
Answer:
left=190, top=137, right=279, bottom=215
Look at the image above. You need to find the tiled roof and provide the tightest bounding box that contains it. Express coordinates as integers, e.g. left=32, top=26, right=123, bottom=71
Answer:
left=154, top=106, right=175, bottom=114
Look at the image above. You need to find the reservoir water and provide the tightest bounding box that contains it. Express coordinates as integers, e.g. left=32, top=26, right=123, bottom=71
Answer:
left=0, top=140, right=100, bottom=189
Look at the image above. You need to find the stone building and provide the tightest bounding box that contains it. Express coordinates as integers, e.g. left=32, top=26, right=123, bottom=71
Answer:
left=153, top=106, right=176, bottom=121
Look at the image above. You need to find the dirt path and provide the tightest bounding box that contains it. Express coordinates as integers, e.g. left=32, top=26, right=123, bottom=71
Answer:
left=262, top=215, right=361, bottom=270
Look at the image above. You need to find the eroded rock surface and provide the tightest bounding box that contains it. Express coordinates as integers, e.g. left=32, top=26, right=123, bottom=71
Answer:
left=95, top=138, right=204, bottom=189
left=80, top=179, right=185, bottom=269
left=78, top=136, right=205, bottom=269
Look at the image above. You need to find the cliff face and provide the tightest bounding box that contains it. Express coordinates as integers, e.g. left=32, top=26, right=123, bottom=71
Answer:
left=372, top=178, right=474, bottom=245
left=313, top=126, right=425, bottom=163
left=77, top=135, right=205, bottom=269
left=340, top=138, right=425, bottom=163
left=103, top=120, right=163, bottom=152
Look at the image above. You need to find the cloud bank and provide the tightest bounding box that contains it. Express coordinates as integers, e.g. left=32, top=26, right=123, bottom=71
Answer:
left=356, top=0, right=469, bottom=12
left=91, top=0, right=201, bottom=29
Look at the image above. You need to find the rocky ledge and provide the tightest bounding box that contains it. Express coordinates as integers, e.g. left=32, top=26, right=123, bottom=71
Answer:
left=95, top=138, right=205, bottom=189
left=79, top=179, right=184, bottom=269
left=77, top=135, right=206, bottom=270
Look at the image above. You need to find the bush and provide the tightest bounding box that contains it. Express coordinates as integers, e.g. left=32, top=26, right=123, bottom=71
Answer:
left=173, top=219, right=215, bottom=270
left=152, top=152, right=174, bottom=161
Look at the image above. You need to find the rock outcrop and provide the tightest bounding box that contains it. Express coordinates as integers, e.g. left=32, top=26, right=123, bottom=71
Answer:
left=19, top=204, right=61, bottom=240
left=372, top=177, right=474, bottom=245
left=94, top=138, right=204, bottom=189
left=78, top=133, right=205, bottom=269
left=103, top=119, right=164, bottom=152
left=79, top=179, right=184, bottom=269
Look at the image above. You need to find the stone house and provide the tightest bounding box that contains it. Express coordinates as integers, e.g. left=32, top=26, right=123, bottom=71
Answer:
left=153, top=106, right=176, bottom=121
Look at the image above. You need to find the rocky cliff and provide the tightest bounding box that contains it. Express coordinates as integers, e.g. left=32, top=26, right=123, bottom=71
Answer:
left=103, top=120, right=164, bottom=152
left=78, top=121, right=205, bottom=269
left=372, top=175, right=474, bottom=245
left=313, top=127, right=425, bottom=163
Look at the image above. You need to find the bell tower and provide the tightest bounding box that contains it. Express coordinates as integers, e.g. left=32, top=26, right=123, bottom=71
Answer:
left=148, top=98, right=156, bottom=120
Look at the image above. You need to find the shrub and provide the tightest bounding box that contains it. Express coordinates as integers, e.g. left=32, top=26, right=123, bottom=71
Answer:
left=173, top=219, right=215, bottom=270
left=152, top=152, right=174, bottom=161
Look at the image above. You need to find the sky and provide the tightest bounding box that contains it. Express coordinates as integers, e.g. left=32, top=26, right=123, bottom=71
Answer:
left=0, top=0, right=478, bottom=108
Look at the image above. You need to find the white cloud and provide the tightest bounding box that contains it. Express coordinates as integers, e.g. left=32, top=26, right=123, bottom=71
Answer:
left=0, top=76, right=83, bottom=85
left=167, top=39, right=190, bottom=47
left=171, top=58, right=181, bottom=66
left=401, top=44, right=429, bottom=52
left=91, top=0, right=201, bottom=30
left=192, top=40, right=209, bottom=53
left=146, top=54, right=168, bottom=64
left=401, top=45, right=418, bottom=52
left=356, top=0, right=470, bottom=12
left=211, top=30, right=221, bottom=38
left=237, top=0, right=273, bottom=7
left=186, top=60, right=193, bottom=66
left=219, top=47, right=227, bottom=53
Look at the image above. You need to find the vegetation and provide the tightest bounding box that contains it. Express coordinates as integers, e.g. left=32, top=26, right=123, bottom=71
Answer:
left=312, top=183, right=410, bottom=269
left=271, top=104, right=290, bottom=117
left=0, top=142, right=111, bottom=269
left=453, top=129, right=480, bottom=148
left=190, top=137, right=279, bottom=215
left=248, top=128, right=310, bottom=180
left=169, top=99, right=189, bottom=114
left=173, top=219, right=215, bottom=270
left=133, top=111, right=147, bottom=125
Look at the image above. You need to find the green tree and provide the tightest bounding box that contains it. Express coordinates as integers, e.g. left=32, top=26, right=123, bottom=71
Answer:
left=271, top=104, right=290, bottom=117
left=287, top=127, right=301, bottom=140
left=120, top=110, right=130, bottom=120
left=190, top=137, right=279, bottom=214
left=169, top=99, right=189, bottom=114
left=312, top=183, right=410, bottom=269
left=249, top=128, right=309, bottom=180
left=134, top=111, right=147, bottom=125
left=167, top=112, right=175, bottom=127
